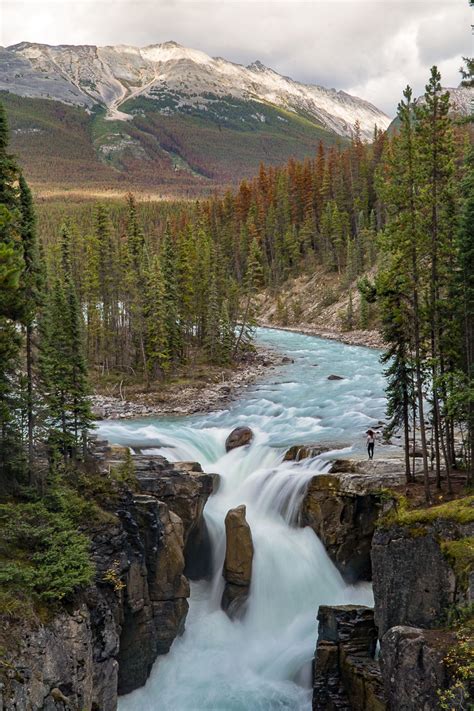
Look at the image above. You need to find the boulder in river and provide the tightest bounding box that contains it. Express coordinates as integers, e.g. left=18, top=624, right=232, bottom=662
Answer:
left=283, top=443, right=347, bottom=462
left=327, top=374, right=345, bottom=381
left=225, top=426, right=253, bottom=452
left=221, top=505, right=254, bottom=618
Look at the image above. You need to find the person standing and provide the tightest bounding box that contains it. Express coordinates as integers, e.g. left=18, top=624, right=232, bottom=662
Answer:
left=366, top=429, right=375, bottom=460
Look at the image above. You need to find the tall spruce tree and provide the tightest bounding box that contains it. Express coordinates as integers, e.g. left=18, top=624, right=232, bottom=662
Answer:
left=378, top=86, right=431, bottom=501
left=0, top=101, right=24, bottom=481
left=457, top=146, right=474, bottom=482
left=416, top=66, right=455, bottom=489
left=39, top=226, right=91, bottom=458
left=18, top=173, right=44, bottom=480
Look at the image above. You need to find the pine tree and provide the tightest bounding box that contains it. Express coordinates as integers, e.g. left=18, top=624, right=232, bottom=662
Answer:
left=39, top=227, right=91, bottom=458
left=378, top=86, right=431, bottom=501
left=18, top=173, right=44, bottom=479
left=0, top=100, right=24, bottom=482
left=416, top=66, right=455, bottom=489
left=204, top=263, right=221, bottom=363
left=376, top=262, right=413, bottom=482
left=456, top=146, right=474, bottom=482
left=143, top=254, right=170, bottom=382
left=161, top=224, right=183, bottom=366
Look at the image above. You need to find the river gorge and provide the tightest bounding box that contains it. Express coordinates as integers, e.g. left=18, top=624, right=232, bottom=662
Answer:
left=97, top=328, right=389, bottom=711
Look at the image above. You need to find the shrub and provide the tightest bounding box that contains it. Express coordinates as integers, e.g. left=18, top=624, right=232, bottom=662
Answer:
left=0, top=499, right=95, bottom=604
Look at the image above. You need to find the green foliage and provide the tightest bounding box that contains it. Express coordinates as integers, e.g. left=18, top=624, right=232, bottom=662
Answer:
left=0, top=498, right=94, bottom=604
left=438, top=611, right=474, bottom=711
left=441, top=538, right=474, bottom=591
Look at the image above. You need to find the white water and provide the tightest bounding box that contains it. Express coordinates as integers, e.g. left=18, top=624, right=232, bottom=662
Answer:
left=98, top=328, right=390, bottom=711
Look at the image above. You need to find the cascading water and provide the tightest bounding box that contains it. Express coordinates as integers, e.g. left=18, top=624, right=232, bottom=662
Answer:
left=98, top=328, right=390, bottom=711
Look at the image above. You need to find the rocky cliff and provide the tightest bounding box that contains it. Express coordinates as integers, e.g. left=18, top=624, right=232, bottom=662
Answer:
left=301, top=459, right=404, bottom=582
left=0, top=442, right=213, bottom=710
left=309, top=460, right=473, bottom=711
left=372, top=507, right=474, bottom=710
left=313, top=605, right=385, bottom=711
left=373, top=518, right=474, bottom=637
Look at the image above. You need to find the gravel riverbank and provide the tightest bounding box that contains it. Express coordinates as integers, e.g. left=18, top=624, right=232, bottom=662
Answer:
left=90, top=346, right=284, bottom=420
left=258, top=322, right=384, bottom=349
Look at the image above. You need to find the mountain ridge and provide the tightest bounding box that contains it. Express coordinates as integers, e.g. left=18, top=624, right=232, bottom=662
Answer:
left=1, top=40, right=391, bottom=138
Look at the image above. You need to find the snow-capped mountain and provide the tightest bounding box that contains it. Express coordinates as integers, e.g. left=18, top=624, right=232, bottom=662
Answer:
left=0, top=41, right=390, bottom=138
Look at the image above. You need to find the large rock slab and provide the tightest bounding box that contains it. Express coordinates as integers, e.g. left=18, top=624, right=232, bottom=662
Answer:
left=221, top=505, right=254, bottom=617
left=301, top=472, right=395, bottom=582
left=372, top=520, right=474, bottom=637
left=133, top=454, right=214, bottom=580
left=117, top=495, right=190, bottom=695
left=283, top=443, right=348, bottom=461
left=313, top=605, right=385, bottom=711
left=225, top=426, right=253, bottom=452
left=380, top=626, right=455, bottom=711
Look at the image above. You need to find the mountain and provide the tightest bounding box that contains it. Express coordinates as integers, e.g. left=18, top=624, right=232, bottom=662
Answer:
left=0, top=41, right=391, bottom=196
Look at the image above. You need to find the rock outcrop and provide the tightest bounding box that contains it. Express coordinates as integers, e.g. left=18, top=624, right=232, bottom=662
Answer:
left=313, top=605, right=385, bottom=710
left=0, top=444, right=214, bottom=710
left=110, top=453, right=214, bottom=580
left=115, top=495, right=189, bottom=694
left=225, top=426, right=253, bottom=452
left=283, top=443, right=347, bottom=461
left=301, top=462, right=403, bottom=582
left=380, top=626, right=455, bottom=711
left=371, top=510, right=474, bottom=709
left=221, top=505, right=254, bottom=617
left=372, top=519, right=474, bottom=637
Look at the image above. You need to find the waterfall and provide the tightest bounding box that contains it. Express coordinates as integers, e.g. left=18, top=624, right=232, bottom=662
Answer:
left=98, top=328, right=387, bottom=710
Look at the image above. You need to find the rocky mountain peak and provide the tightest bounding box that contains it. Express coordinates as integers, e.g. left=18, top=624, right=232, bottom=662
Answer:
left=0, top=40, right=391, bottom=138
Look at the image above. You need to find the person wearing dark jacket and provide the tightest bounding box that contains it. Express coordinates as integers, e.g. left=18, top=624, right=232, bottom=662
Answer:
left=366, top=429, right=375, bottom=460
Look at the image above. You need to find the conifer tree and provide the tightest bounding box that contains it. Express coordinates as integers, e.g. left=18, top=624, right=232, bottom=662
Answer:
left=18, top=173, right=44, bottom=479
left=0, top=101, right=24, bottom=480
left=161, top=224, right=183, bottom=366
left=416, top=66, right=455, bottom=487
left=143, top=254, right=169, bottom=382
left=39, top=226, right=91, bottom=458
left=456, top=146, right=474, bottom=482
left=379, top=86, right=431, bottom=501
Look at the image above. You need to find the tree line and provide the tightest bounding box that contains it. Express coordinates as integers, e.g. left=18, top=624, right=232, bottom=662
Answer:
left=376, top=68, right=473, bottom=499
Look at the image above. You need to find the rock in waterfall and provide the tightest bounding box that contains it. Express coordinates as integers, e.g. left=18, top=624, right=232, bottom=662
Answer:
left=225, top=426, right=253, bottom=452
left=221, top=504, right=254, bottom=617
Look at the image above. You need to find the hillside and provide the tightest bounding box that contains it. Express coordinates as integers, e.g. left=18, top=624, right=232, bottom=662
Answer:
left=256, top=267, right=383, bottom=348
left=0, top=41, right=390, bottom=195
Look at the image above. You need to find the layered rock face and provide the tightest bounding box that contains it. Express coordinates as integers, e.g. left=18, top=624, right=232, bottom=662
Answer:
left=372, top=517, right=474, bottom=709
left=221, top=505, right=254, bottom=617
left=301, top=460, right=403, bottom=582
left=372, top=519, right=474, bottom=637
left=283, top=443, right=345, bottom=462
left=115, top=495, right=190, bottom=695
left=380, top=626, right=455, bottom=711
left=124, top=454, right=214, bottom=580
left=313, top=605, right=385, bottom=710
left=0, top=445, right=213, bottom=710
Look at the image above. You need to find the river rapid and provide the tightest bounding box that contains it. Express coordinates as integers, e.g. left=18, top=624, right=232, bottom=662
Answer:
left=97, top=328, right=388, bottom=711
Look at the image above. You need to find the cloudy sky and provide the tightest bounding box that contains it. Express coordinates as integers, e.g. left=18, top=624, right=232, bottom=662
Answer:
left=1, top=0, right=472, bottom=115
